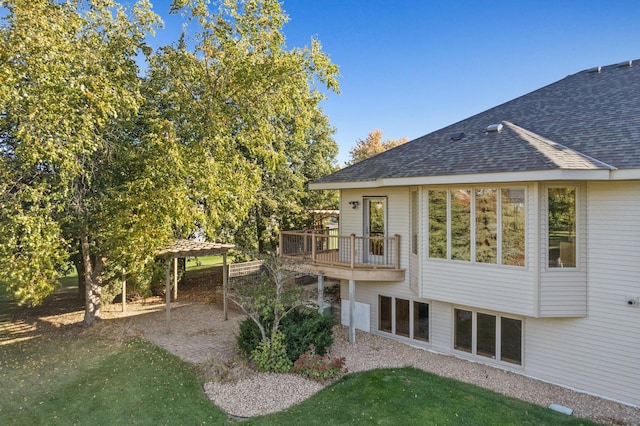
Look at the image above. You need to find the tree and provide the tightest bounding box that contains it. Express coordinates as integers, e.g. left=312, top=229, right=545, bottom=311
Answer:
left=228, top=254, right=304, bottom=372
left=235, top=109, right=340, bottom=253
left=346, top=129, right=408, bottom=166
left=156, top=0, right=340, bottom=254
left=0, top=0, right=339, bottom=325
left=1, top=0, right=162, bottom=320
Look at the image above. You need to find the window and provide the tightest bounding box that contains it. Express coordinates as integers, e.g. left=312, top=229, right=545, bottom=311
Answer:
left=476, top=188, right=497, bottom=263
left=476, top=313, right=496, bottom=359
left=379, top=295, right=429, bottom=342
left=500, top=317, right=522, bottom=365
left=428, top=187, right=525, bottom=266
left=428, top=190, right=447, bottom=258
left=454, top=309, right=472, bottom=353
left=548, top=187, right=576, bottom=268
left=501, top=188, right=525, bottom=266
left=413, top=302, right=429, bottom=342
left=451, top=190, right=471, bottom=261
left=411, top=190, right=418, bottom=255
left=379, top=295, right=392, bottom=333
left=396, top=298, right=410, bottom=337
left=453, top=309, right=522, bottom=365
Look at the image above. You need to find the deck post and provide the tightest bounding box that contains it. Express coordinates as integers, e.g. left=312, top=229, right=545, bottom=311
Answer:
left=311, top=231, right=317, bottom=261
left=317, top=274, right=324, bottom=314
left=350, top=234, right=356, bottom=269
left=394, top=234, right=400, bottom=269
left=349, top=279, right=356, bottom=344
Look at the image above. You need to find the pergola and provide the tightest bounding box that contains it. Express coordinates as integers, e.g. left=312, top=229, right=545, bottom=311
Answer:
left=157, top=239, right=235, bottom=332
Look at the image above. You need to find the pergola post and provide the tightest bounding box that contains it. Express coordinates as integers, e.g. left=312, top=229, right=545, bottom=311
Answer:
left=223, top=252, right=228, bottom=321
left=121, top=268, right=126, bottom=313
left=172, top=257, right=178, bottom=301
left=165, top=259, right=171, bottom=333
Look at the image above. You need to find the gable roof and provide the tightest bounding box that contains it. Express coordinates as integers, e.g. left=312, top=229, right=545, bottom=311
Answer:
left=312, top=60, right=640, bottom=189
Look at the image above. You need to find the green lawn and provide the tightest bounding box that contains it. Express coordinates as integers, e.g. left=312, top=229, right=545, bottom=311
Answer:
left=0, top=334, right=599, bottom=425
left=185, top=254, right=235, bottom=272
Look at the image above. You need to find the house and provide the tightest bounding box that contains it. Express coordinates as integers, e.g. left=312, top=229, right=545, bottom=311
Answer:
left=280, top=59, right=640, bottom=407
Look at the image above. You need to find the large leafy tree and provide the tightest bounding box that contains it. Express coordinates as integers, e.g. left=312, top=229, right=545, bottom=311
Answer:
left=0, top=0, right=339, bottom=325
left=346, top=129, right=408, bottom=166
left=0, top=0, right=162, bottom=323
left=152, top=0, right=340, bottom=253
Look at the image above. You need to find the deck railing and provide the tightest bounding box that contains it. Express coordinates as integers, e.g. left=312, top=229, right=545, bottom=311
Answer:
left=279, top=229, right=400, bottom=269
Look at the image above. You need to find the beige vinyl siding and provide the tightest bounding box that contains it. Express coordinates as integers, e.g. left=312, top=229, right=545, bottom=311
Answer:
left=428, top=301, right=453, bottom=352
left=537, top=183, right=587, bottom=317
left=339, top=187, right=414, bottom=331
left=525, top=181, right=640, bottom=406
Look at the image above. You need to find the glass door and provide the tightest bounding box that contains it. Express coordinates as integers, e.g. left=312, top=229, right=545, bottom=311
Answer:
left=364, top=197, right=386, bottom=263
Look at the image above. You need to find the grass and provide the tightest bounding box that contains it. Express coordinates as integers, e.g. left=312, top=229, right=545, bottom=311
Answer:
left=185, top=254, right=235, bottom=272
left=0, top=335, right=600, bottom=425
left=248, top=368, right=597, bottom=426
left=0, top=337, right=228, bottom=425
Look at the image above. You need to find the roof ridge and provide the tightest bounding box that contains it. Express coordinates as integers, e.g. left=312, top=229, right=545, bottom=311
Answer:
left=501, top=121, right=617, bottom=170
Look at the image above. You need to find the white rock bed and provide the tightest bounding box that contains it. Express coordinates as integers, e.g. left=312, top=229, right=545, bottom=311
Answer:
left=204, top=327, right=640, bottom=425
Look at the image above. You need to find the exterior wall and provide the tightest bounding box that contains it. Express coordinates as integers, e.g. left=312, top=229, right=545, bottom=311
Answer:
left=524, top=181, right=640, bottom=406
left=337, top=180, right=640, bottom=406
left=537, top=183, right=588, bottom=317
left=339, top=187, right=414, bottom=335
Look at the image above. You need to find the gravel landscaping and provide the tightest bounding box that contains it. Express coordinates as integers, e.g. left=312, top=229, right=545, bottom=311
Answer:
left=203, top=324, right=640, bottom=425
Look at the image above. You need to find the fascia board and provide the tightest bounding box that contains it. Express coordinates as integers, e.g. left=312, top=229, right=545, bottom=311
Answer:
left=310, top=169, right=612, bottom=190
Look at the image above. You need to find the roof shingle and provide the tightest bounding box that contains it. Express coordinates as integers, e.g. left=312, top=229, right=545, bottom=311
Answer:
left=315, top=60, right=640, bottom=185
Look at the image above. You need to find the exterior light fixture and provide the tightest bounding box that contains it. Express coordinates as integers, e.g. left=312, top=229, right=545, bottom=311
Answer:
left=348, top=201, right=360, bottom=209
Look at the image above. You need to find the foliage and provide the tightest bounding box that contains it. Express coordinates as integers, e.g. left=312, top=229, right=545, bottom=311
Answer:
left=237, top=307, right=335, bottom=362
left=292, top=344, right=345, bottom=382
left=228, top=254, right=303, bottom=342
left=0, top=0, right=339, bottom=326
left=346, top=129, right=408, bottom=166
left=281, top=308, right=335, bottom=361
left=250, top=330, right=292, bottom=373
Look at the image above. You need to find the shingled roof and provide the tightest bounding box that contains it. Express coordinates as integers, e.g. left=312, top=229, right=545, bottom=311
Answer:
left=312, top=60, right=640, bottom=188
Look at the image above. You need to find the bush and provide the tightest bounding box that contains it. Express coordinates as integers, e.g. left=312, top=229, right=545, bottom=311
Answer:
left=237, top=307, right=335, bottom=362
left=250, top=331, right=292, bottom=373
left=292, top=344, right=346, bottom=382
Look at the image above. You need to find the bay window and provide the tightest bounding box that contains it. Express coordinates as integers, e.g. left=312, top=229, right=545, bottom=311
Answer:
left=428, top=187, right=525, bottom=266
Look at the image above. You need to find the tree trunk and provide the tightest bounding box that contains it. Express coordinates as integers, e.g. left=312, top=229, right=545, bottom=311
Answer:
left=81, top=233, right=105, bottom=326
left=74, top=255, right=86, bottom=303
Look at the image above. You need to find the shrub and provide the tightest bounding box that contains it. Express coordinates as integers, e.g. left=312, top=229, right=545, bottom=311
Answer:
left=292, top=344, right=346, bottom=382
left=237, top=307, right=335, bottom=362
left=283, top=308, right=335, bottom=361
left=250, top=331, right=292, bottom=373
